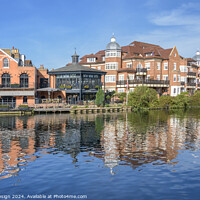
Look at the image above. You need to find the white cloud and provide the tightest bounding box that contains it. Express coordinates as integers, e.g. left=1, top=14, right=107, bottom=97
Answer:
left=150, top=2, right=200, bottom=26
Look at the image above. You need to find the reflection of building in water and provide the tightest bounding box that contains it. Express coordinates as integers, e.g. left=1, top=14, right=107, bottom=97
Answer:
left=101, top=114, right=120, bottom=175
left=0, top=111, right=200, bottom=178
left=98, top=112, right=200, bottom=171
left=0, top=114, right=101, bottom=178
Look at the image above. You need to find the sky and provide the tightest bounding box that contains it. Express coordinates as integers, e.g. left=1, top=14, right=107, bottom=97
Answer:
left=0, top=0, right=200, bottom=69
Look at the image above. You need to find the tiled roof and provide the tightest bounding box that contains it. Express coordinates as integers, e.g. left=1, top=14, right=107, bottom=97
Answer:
left=80, top=41, right=174, bottom=64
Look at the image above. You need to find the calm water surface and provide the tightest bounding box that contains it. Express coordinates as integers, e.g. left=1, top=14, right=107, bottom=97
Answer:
left=0, top=110, right=200, bottom=200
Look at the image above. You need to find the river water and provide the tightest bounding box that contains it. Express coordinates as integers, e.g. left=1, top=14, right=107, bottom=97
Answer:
left=0, top=110, right=200, bottom=200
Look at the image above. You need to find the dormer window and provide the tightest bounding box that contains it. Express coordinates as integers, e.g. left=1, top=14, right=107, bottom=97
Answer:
left=3, top=58, right=9, bottom=68
left=87, top=57, right=96, bottom=63
left=145, top=53, right=152, bottom=57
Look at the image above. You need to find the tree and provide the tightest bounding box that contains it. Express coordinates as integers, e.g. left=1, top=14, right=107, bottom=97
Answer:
left=95, top=89, right=104, bottom=107
left=190, top=91, right=200, bottom=107
left=128, top=86, right=158, bottom=109
left=159, top=95, right=173, bottom=108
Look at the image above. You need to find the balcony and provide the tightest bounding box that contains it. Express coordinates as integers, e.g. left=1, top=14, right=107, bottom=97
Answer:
left=136, top=68, right=147, bottom=76
left=187, top=72, right=196, bottom=78
left=181, top=81, right=185, bottom=86
left=116, top=79, right=170, bottom=88
left=187, top=82, right=196, bottom=88
left=0, top=83, right=35, bottom=89
left=118, top=68, right=136, bottom=73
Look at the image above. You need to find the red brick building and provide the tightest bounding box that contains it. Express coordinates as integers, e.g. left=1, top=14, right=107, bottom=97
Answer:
left=80, top=36, right=200, bottom=96
left=0, top=48, right=48, bottom=107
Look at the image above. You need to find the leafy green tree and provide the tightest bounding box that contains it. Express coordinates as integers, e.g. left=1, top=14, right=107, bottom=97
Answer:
left=173, top=92, right=189, bottom=108
left=190, top=91, right=200, bottom=106
left=95, top=89, right=104, bottom=107
left=159, top=95, right=173, bottom=108
left=119, top=92, right=126, bottom=102
left=128, top=86, right=158, bottom=109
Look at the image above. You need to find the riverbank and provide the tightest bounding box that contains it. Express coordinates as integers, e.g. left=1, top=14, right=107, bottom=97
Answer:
left=0, top=105, right=193, bottom=116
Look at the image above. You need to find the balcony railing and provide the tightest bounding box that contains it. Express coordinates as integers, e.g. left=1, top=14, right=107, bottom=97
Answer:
left=116, top=79, right=170, bottom=85
left=136, top=68, right=147, bottom=73
left=187, top=82, right=196, bottom=87
left=187, top=72, right=196, bottom=77
left=0, top=84, right=35, bottom=89
left=198, top=83, right=200, bottom=87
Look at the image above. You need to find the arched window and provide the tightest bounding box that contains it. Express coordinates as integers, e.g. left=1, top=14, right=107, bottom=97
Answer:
left=3, top=58, right=9, bottom=68
left=1, top=73, right=11, bottom=87
left=20, top=73, right=29, bottom=88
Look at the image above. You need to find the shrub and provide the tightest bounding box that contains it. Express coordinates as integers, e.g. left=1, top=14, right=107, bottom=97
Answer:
left=18, top=105, right=29, bottom=108
left=128, top=86, right=158, bottom=109
left=173, top=92, right=189, bottom=108
left=119, top=92, right=126, bottom=102
left=159, top=95, right=173, bottom=108
left=105, top=104, right=110, bottom=107
left=95, top=89, right=104, bottom=107
left=0, top=105, right=10, bottom=108
left=190, top=91, right=200, bottom=107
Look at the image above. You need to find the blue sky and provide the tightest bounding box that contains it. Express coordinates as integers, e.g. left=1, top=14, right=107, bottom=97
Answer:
left=0, top=0, right=200, bottom=69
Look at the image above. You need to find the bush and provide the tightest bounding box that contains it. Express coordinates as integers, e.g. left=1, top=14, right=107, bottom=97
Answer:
left=95, top=89, right=104, bottom=107
left=173, top=92, right=189, bottom=108
left=190, top=91, right=200, bottom=106
left=105, top=104, right=110, bottom=107
left=0, top=105, right=10, bottom=108
left=18, top=105, right=29, bottom=108
left=128, top=86, right=158, bottom=109
left=159, top=95, right=173, bottom=108
left=119, top=92, right=126, bottom=102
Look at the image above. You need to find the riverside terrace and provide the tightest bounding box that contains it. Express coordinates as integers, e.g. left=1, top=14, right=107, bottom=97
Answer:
left=37, top=52, right=106, bottom=104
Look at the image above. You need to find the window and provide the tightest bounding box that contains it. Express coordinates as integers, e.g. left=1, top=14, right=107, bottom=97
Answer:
left=136, top=63, right=143, bottom=69
left=91, top=67, right=96, bottom=69
left=127, top=63, right=132, bottom=68
left=130, top=88, right=134, bottom=92
left=174, top=88, right=176, bottom=94
left=173, top=75, right=177, bottom=82
left=128, top=74, right=134, bottom=80
left=23, top=96, right=27, bottom=104
left=98, top=66, right=101, bottom=70
left=178, top=75, right=180, bottom=82
left=118, top=88, right=125, bottom=93
left=157, top=63, right=160, bottom=70
left=157, top=75, right=160, bottom=80
left=145, top=62, right=150, bottom=70
left=164, top=63, right=168, bottom=70
left=119, top=75, right=124, bottom=81
left=40, top=78, right=48, bottom=88
left=174, top=53, right=176, bottom=57
left=174, top=63, right=176, bottom=70
left=163, top=75, right=168, bottom=80
left=87, top=57, right=96, bottom=63
left=20, top=73, right=29, bottom=87
left=105, top=62, right=118, bottom=70
left=102, top=56, right=105, bottom=61
left=105, top=75, right=116, bottom=83
left=3, top=58, right=9, bottom=68
left=1, top=73, right=11, bottom=87
left=181, top=76, right=185, bottom=82
left=106, top=50, right=121, bottom=58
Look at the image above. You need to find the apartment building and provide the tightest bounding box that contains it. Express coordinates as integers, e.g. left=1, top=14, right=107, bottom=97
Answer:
left=80, top=36, right=200, bottom=96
